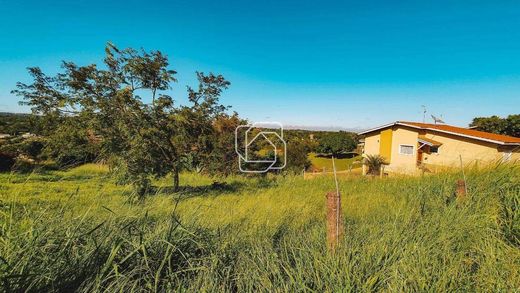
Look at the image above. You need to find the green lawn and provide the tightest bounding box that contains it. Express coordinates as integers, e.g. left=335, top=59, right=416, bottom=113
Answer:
left=308, top=152, right=362, bottom=171
left=1, top=164, right=519, bottom=291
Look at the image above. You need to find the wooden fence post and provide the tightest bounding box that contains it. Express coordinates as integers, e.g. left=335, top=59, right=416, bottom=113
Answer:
left=326, top=191, right=343, bottom=252
left=456, top=179, right=466, bottom=199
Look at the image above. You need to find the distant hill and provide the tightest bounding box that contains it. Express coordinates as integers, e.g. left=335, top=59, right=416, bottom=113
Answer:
left=284, top=124, right=366, bottom=133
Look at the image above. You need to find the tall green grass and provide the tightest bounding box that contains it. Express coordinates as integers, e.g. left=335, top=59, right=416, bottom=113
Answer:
left=0, top=163, right=519, bottom=291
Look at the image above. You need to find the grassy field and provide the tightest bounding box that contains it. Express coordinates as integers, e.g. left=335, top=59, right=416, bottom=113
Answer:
left=1, top=164, right=519, bottom=291
left=308, top=153, right=362, bottom=172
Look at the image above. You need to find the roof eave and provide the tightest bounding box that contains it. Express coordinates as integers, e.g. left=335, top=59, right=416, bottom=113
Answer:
left=359, top=121, right=520, bottom=145
left=358, top=121, right=421, bottom=135
left=399, top=123, right=518, bottom=146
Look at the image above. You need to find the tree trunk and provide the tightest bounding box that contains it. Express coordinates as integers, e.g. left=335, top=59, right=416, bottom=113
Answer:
left=173, top=166, right=180, bottom=192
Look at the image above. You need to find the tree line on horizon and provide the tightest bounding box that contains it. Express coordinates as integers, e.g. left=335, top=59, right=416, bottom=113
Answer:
left=3, top=111, right=518, bottom=141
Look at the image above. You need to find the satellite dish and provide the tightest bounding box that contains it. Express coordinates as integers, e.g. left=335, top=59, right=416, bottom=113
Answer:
left=431, top=114, right=445, bottom=124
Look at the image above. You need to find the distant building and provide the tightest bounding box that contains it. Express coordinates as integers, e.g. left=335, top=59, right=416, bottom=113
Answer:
left=359, top=121, right=520, bottom=174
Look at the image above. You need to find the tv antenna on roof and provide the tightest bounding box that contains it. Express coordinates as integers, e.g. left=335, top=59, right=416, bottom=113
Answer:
left=421, top=105, right=427, bottom=123
left=431, top=114, right=445, bottom=124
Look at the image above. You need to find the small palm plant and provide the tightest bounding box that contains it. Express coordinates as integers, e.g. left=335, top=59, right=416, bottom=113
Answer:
left=364, top=154, right=387, bottom=175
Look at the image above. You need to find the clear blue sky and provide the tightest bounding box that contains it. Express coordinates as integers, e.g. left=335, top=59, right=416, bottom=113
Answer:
left=1, top=0, right=519, bottom=129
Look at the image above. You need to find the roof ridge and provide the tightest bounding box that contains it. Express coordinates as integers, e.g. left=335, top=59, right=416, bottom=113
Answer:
left=398, top=121, right=520, bottom=144
left=359, top=121, right=520, bottom=144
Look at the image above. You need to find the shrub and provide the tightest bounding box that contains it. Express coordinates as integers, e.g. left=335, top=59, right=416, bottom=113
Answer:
left=20, top=138, right=45, bottom=160
left=285, top=139, right=312, bottom=173
left=364, top=154, right=387, bottom=175
left=0, top=152, right=15, bottom=172
left=12, top=157, right=34, bottom=173
left=315, top=132, right=357, bottom=156
left=44, top=125, right=99, bottom=168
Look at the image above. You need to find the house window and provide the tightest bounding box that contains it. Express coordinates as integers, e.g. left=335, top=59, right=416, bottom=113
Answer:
left=430, top=146, right=439, bottom=154
left=399, top=144, right=414, bottom=155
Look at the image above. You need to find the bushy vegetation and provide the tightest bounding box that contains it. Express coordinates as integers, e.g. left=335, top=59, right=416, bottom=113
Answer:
left=315, top=131, right=357, bottom=156
left=0, top=112, right=41, bottom=135
left=1, top=163, right=518, bottom=291
left=470, top=114, right=520, bottom=137
left=364, top=154, right=387, bottom=175
left=10, top=44, right=250, bottom=195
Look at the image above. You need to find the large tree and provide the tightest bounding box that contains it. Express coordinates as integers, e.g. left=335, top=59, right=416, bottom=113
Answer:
left=315, top=131, right=357, bottom=156
left=470, top=114, right=520, bottom=137
left=202, top=112, right=246, bottom=176
left=12, top=43, right=231, bottom=197
left=169, top=72, right=232, bottom=189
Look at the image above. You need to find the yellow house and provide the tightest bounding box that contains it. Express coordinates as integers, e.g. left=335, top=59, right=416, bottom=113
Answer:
left=359, top=121, right=520, bottom=174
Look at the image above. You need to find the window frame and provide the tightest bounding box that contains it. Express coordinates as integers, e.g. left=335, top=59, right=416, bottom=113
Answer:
left=430, top=145, right=440, bottom=154
left=399, top=144, right=415, bottom=156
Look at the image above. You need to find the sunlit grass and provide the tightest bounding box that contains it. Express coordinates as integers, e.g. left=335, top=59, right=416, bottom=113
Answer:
left=308, top=152, right=362, bottom=171
left=0, top=163, right=519, bottom=291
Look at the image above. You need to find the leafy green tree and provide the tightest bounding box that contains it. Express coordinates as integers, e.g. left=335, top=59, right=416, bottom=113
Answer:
left=203, top=112, right=246, bottom=176
left=43, top=121, right=99, bottom=167
left=315, top=131, right=357, bottom=156
left=0, top=113, right=42, bottom=135
left=505, top=114, right=520, bottom=137
left=20, top=139, right=45, bottom=161
left=285, top=139, right=312, bottom=173
left=470, top=114, right=519, bottom=137
left=470, top=116, right=508, bottom=135
left=166, top=72, right=232, bottom=188
left=13, top=43, right=232, bottom=197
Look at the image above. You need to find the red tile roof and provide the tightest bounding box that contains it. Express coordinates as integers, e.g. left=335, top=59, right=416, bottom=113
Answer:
left=359, top=121, right=520, bottom=145
left=399, top=121, right=520, bottom=144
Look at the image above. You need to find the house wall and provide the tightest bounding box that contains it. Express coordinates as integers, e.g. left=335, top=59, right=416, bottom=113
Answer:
left=496, top=146, right=520, bottom=164
left=379, top=129, right=393, bottom=162
left=362, top=127, right=419, bottom=174
left=362, top=125, right=520, bottom=175
left=422, top=131, right=519, bottom=169
left=511, top=149, right=520, bottom=161
left=387, top=127, right=419, bottom=174
left=363, top=132, right=380, bottom=156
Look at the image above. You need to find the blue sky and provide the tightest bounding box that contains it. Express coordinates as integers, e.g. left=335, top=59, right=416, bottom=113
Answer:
left=1, top=0, right=519, bottom=129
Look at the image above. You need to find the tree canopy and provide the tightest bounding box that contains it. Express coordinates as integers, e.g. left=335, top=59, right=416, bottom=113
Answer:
left=315, top=131, right=357, bottom=156
left=12, top=43, right=234, bottom=197
left=470, top=114, right=520, bottom=137
left=0, top=113, right=40, bottom=135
